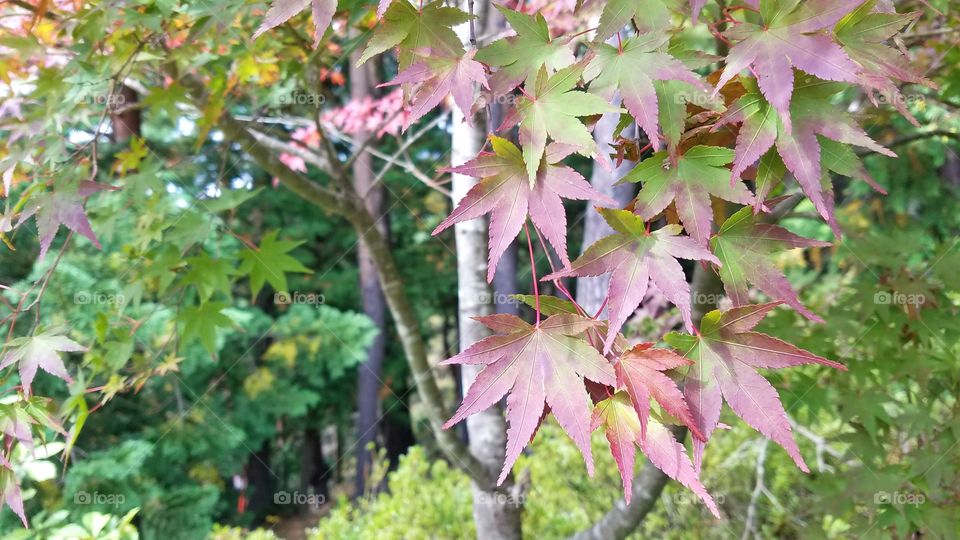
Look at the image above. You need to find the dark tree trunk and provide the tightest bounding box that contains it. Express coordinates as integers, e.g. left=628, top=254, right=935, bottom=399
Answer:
left=247, top=442, right=275, bottom=520
left=350, top=38, right=390, bottom=498
left=110, top=85, right=140, bottom=143
left=300, top=426, right=330, bottom=506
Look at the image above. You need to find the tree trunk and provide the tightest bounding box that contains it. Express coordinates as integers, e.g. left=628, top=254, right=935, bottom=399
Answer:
left=350, top=42, right=390, bottom=497
left=110, top=85, right=140, bottom=143
left=451, top=2, right=522, bottom=538
left=575, top=108, right=636, bottom=314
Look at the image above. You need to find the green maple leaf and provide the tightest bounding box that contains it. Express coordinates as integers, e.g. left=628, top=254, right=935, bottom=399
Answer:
left=179, top=302, right=234, bottom=356
left=357, top=0, right=470, bottom=69
left=516, top=65, right=619, bottom=182
left=625, top=146, right=755, bottom=245
left=182, top=254, right=237, bottom=302
left=475, top=7, right=575, bottom=95
left=238, top=230, right=312, bottom=297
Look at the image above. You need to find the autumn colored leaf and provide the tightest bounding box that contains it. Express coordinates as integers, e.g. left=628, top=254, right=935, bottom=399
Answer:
left=716, top=79, right=895, bottom=231
left=253, top=0, right=337, bottom=46
left=624, top=146, right=754, bottom=245
left=544, top=209, right=719, bottom=352
left=515, top=65, right=620, bottom=182
left=380, top=49, right=488, bottom=128
left=617, top=342, right=703, bottom=441
left=475, top=7, right=575, bottom=96
left=665, top=302, right=845, bottom=471
left=357, top=0, right=470, bottom=69
left=592, top=391, right=719, bottom=516
left=0, top=332, right=83, bottom=396
left=18, top=181, right=112, bottom=259
left=714, top=0, right=863, bottom=131
left=711, top=206, right=829, bottom=321
left=441, top=314, right=617, bottom=484
left=0, top=465, right=26, bottom=528
left=585, top=33, right=707, bottom=151
left=835, top=0, right=933, bottom=124
left=433, top=136, right=616, bottom=282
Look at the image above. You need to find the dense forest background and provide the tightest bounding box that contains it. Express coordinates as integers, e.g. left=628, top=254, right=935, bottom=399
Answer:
left=0, top=0, right=959, bottom=538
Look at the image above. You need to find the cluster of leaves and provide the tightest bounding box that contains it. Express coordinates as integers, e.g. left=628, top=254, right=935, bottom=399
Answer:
left=284, top=0, right=929, bottom=512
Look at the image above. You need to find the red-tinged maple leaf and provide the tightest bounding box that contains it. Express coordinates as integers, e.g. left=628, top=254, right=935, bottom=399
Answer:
left=441, top=313, right=617, bottom=484
left=584, top=33, right=708, bottom=151
left=380, top=49, right=488, bottom=128
left=835, top=1, right=934, bottom=125
left=624, top=146, right=755, bottom=246
left=617, top=343, right=703, bottom=442
left=432, top=136, right=616, bottom=282
left=665, top=302, right=845, bottom=472
left=592, top=391, right=719, bottom=516
left=716, top=79, right=894, bottom=232
left=253, top=0, right=336, bottom=46
left=0, top=464, right=26, bottom=528
left=514, top=65, right=621, bottom=183
left=711, top=206, right=829, bottom=321
left=543, top=209, right=720, bottom=352
left=357, top=1, right=470, bottom=69
left=17, top=181, right=112, bottom=259
left=474, top=6, right=575, bottom=96
left=714, top=0, right=863, bottom=131
left=0, top=332, right=84, bottom=396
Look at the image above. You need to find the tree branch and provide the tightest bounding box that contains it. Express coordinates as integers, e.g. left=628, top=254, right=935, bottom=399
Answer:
left=172, top=69, right=497, bottom=488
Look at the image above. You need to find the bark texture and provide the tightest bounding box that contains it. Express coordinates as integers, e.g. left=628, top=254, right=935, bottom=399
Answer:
left=575, top=108, right=636, bottom=314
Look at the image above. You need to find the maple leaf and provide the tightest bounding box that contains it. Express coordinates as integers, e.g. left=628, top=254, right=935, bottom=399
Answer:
left=253, top=0, right=336, bottom=46
left=714, top=0, right=863, bottom=131
left=238, top=230, right=313, bottom=298
left=514, top=65, right=620, bottom=182
left=0, top=332, right=83, bottom=396
left=380, top=49, right=488, bottom=128
left=584, top=33, right=707, bottom=151
left=18, top=181, right=112, bottom=259
left=178, top=302, right=234, bottom=356
left=665, top=302, right=845, bottom=471
left=433, top=137, right=616, bottom=282
left=835, top=1, right=933, bottom=124
left=711, top=206, right=829, bottom=321
left=592, top=391, right=719, bottom=515
left=357, top=0, right=470, bottom=69
left=441, top=313, right=617, bottom=484
left=594, top=0, right=682, bottom=42
left=617, top=342, right=703, bottom=442
left=0, top=465, right=26, bottom=528
left=624, top=146, right=755, bottom=245
left=717, top=79, right=895, bottom=231
left=543, top=209, right=720, bottom=352
left=474, top=7, right=575, bottom=96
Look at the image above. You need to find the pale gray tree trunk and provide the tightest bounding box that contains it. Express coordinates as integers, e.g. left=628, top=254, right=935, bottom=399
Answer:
left=350, top=45, right=389, bottom=497
left=451, top=2, right=523, bottom=538
left=575, top=108, right=636, bottom=314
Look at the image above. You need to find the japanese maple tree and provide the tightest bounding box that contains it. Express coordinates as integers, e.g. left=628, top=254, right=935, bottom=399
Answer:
left=0, top=0, right=935, bottom=530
